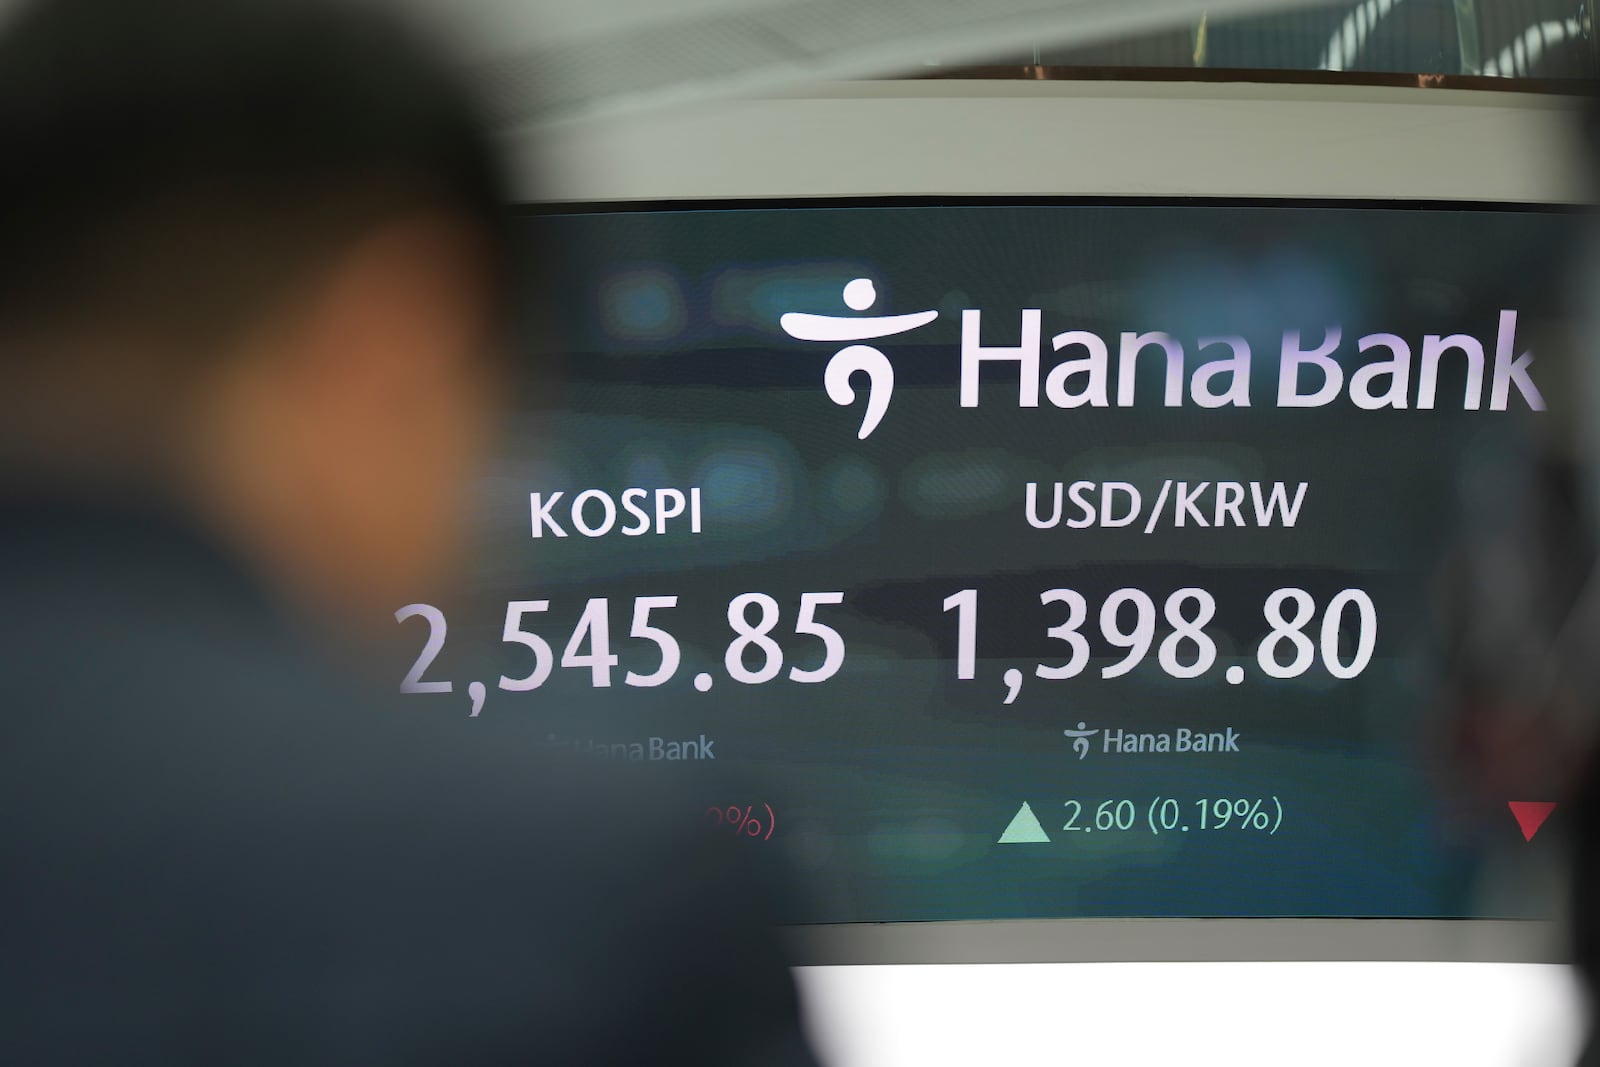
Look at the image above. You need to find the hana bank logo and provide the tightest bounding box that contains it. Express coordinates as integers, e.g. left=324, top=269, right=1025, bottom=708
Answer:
left=1063, top=722, right=1098, bottom=761
left=779, top=278, right=936, bottom=440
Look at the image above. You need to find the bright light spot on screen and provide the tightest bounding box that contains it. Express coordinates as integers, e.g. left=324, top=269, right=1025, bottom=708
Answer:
left=938, top=290, right=971, bottom=319
left=621, top=445, right=673, bottom=489
left=599, top=267, right=686, bottom=342
left=903, top=450, right=1013, bottom=519
left=823, top=457, right=884, bottom=521
left=1137, top=252, right=1270, bottom=336
left=1135, top=248, right=1356, bottom=351
left=694, top=446, right=791, bottom=529
left=711, top=264, right=875, bottom=333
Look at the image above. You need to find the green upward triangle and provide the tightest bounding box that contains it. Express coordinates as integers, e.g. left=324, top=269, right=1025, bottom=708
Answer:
left=998, top=802, right=1051, bottom=844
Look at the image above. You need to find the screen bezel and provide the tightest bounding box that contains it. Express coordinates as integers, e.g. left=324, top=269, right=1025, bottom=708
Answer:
left=517, top=193, right=1581, bottom=215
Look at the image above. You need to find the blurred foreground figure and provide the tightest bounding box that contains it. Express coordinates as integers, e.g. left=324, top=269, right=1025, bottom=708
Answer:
left=0, top=1, right=815, bottom=1063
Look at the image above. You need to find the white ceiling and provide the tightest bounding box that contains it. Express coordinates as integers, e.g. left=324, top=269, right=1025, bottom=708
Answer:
left=403, top=0, right=1332, bottom=128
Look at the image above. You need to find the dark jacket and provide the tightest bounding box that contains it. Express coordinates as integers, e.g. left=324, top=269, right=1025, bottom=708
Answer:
left=0, top=495, right=816, bottom=1065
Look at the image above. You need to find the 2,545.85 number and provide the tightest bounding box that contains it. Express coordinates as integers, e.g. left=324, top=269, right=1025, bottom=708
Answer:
left=396, top=592, right=848, bottom=694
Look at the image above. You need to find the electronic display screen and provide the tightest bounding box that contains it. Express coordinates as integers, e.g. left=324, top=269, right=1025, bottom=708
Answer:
left=401, top=201, right=1577, bottom=924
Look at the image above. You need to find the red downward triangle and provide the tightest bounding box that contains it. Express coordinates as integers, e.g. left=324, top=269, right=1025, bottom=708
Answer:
left=1508, top=801, right=1557, bottom=842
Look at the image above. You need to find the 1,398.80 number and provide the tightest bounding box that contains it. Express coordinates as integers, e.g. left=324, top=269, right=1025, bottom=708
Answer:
left=942, top=586, right=1377, bottom=682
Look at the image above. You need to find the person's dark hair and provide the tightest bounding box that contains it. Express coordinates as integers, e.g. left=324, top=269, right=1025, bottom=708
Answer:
left=0, top=0, right=508, bottom=354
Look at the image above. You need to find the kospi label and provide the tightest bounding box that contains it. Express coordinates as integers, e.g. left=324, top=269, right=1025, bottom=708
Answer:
left=530, top=487, right=703, bottom=539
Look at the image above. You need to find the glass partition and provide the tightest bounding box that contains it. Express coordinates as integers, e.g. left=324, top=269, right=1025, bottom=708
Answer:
left=914, top=0, right=1595, bottom=87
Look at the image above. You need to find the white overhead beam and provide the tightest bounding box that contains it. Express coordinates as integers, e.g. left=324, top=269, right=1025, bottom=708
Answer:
left=520, top=80, right=1588, bottom=205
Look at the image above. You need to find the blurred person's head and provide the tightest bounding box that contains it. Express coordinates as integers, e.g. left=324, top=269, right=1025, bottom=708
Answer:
left=0, top=0, right=509, bottom=631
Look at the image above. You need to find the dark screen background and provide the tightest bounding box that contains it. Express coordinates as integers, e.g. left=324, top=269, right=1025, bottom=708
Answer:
left=417, top=202, right=1580, bottom=923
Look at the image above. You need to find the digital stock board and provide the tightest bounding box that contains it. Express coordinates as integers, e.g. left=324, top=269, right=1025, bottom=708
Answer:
left=396, top=201, right=1577, bottom=924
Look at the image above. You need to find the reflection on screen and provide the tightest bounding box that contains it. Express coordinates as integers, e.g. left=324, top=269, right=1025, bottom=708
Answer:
left=399, top=202, right=1577, bottom=923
